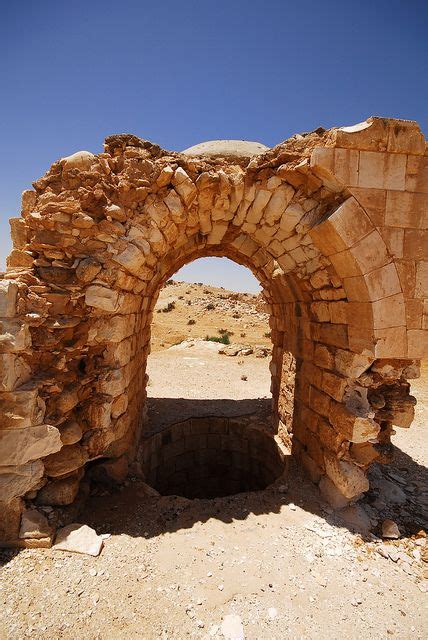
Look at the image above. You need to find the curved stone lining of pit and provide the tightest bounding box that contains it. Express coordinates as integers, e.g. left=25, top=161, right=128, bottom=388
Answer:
left=140, top=415, right=289, bottom=499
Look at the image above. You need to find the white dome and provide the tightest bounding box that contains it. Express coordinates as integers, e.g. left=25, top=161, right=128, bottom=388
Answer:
left=181, top=139, right=269, bottom=158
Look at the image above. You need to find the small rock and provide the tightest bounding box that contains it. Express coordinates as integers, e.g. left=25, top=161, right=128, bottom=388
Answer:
left=19, top=509, right=51, bottom=539
left=382, top=519, right=401, bottom=539
left=221, top=614, right=245, bottom=640
left=240, top=375, right=247, bottom=381
left=54, top=523, right=104, bottom=556
left=267, top=607, right=278, bottom=620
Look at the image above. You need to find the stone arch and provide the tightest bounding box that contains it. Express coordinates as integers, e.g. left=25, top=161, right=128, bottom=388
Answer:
left=1, top=117, right=426, bottom=545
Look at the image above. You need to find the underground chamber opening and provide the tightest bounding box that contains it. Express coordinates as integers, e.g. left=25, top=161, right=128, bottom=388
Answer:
left=141, top=415, right=288, bottom=499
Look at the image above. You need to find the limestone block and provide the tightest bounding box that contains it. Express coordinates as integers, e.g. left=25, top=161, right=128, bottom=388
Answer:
left=172, top=167, right=197, bottom=206
left=43, top=444, right=88, bottom=478
left=1, top=387, right=45, bottom=429
left=61, top=151, right=95, bottom=171
left=403, top=229, right=428, bottom=260
left=0, top=319, right=31, bottom=352
left=333, top=148, right=359, bottom=186
left=0, top=497, right=23, bottom=541
left=374, top=326, right=407, bottom=358
left=76, top=257, right=102, bottom=283
left=0, top=425, right=62, bottom=466
left=246, top=189, right=271, bottom=224
left=309, top=197, right=372, bottom=256
left=334, top=349, right=373, bottom=378
left=406, top=155, right=428, bottom=193
left=207, top=223, right=228, bottom=245
left=156, top=165, right=174, bottom=187
left=324, top=452, right=369, bottom=500
left=19, top=508, right=51, bottom=539
left=279, top=203, right=305, bottom=237
left=55, top=386, right=79, bottom=414
left=111, top=393, right=128, bottom=418
left=329, top=402, right=379, bottom=443
left=85, top=285, right=121, bottom=312
left=21, top=189, right=37, bottom=215
left=407, top=329, right=428, bottom=358
left=58, top=419, right=82, bottom=445
left=319, top=475, right=350, bottom=509
left=88, top=315, right=136, bottom=345
left=0, top=461, right=44, bottom=503
left=263, top=185, right=294, bottom=225
left=372, top=293, right=406, bottom=329
left=163, top=189, right=185, bottom=222
left=0, top=280, right=18, bottom=317
left=36, top=470, right=82, bottom=506
left=386, top=120, right=425, bottom=154
left=98, top=367, right=129, bottom=396
left=0, top=354, right=31, bottom=391
left=415, top=260, right=428, bottom=298
left=112, top=243, right=147, bottom=277
left=105, top=203, right=127, bottom=221
left=54, top=523, right=103, bottom=556
left=385, top=191, right=427, bottom=229
left=358, top=151, right=406, bottom=190
left=333, top=118, right=388, bottom=152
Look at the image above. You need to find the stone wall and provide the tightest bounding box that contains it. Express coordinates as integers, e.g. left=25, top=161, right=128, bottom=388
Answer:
left=0, top=117, right=426, bottom=545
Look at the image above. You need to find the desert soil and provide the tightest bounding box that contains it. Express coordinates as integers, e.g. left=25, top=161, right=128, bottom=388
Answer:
left=0, top=282, right=427, bottom=640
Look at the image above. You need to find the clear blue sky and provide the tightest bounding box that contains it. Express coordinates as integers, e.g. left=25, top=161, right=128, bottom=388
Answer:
left=1, top=1, right=426, bottom=292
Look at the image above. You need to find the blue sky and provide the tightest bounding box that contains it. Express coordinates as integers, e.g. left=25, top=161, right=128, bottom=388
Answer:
left=1, top=0, right=426, bottom=292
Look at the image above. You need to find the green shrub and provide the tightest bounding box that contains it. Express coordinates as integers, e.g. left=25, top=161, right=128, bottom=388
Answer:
left=205, top=334, right=230, bottom=345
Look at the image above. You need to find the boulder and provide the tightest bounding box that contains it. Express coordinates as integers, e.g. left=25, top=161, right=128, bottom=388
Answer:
left=0, top=425, right=62, bottom=466
left=19, top=508, right=51, bottom=539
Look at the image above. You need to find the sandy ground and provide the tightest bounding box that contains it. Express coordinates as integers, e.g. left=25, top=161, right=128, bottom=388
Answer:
left=0, top=287, right=426, bottom=640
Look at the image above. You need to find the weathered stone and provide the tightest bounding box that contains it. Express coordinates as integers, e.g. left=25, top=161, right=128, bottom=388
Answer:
left=43, top=445, right=88, bottom=478
left=0, top=461, right=45, bottom=503
left=0, top=497, right=23, bottom=541
left=0, top=280, right=18, bottom=317
left=54, top=523, right=103, bottom=556
left=324, top=453, right=369, bottom=500
left=19, top=508, right=51, bottom=539
left=36, top=471, right=82, bottom=506
left=382, top=519, right=400, bottom=539
left=85, top=285, right=121, bottom=312
left=0, top=425, right=62, bottom=466
left=112, top=244, right=146, bottom=277
left=76, top=257, right=102, bottom=283
left=58, top=419, right=83, bottom=445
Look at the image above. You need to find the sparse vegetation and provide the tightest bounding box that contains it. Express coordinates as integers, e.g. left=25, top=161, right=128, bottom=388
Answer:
left=205, top=333, right=230, bottom=345
left=205, top=302, right=215, bottom=310
left=157, top=301, right=176, bottom=313
left=187, top=318, right=196, bottom=325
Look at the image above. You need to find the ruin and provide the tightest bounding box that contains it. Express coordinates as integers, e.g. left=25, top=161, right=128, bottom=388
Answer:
left=0, top=117, right=427, bottom=546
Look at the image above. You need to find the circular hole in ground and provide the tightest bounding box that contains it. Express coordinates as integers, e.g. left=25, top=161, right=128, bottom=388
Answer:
left=141, top=415, right=287, bottom=499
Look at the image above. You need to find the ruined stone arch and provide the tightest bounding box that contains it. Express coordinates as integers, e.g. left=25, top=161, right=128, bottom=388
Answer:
left=1, top=117, right=426, bottom=546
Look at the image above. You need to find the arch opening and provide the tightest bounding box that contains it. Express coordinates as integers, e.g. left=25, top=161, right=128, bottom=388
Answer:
left=140, top=256, right=295, bottom=499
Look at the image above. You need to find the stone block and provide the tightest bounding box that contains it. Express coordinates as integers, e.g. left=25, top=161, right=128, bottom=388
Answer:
left=43, top=444, right=88, bottom=478
left=324, top=452, right=369, bottom=500
left=0, top=354, right=31, bottom=391
left=319, top=476, right=350, bottom=509
left=333, top=118, right=388, bottom=152
left=407, top=329, right=428, bottom=358
left=0, top=461, right=44, bottom=503
left=0, top=319, right=31, bottom=352
left=0, top=387, right=45, bottom=429
left=406, top=155, right=428, bottom=193
left=374, top=326, right=407, bottom=358
left=385, top=191, right=427, bottom=229
left=415, top=260, right=428, bottom=298
left=334, top=349, right=374, bottom=378
left=0, top=425, right=62, bottom=466
left=0, top=280, right=18, bottom=317
left=19, top=508, right=51, bottom=539
left=371, top=293, right=406, bottom=329
left=0, top=497, right=23, bottom=542
left=329, top=402, right=379, bottom=443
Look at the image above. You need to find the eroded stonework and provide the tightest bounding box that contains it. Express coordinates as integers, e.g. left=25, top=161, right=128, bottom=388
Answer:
left=0, top=117, right=427, bottom=545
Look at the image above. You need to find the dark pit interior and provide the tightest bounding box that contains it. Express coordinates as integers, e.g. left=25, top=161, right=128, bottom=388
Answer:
left=141, top=415, right=287, bottom=499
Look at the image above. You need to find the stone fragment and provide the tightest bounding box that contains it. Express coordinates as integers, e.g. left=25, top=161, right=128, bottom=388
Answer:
left=112, top=244, right=146, bottom=277
left=76, top=258, right=102, bottom=283
left=54, top=523, right=104, bottom=556
left=58, top=419, right=83, bottom=445
left=318, top=476, right=350, bottom=509
left=221, top=614, right=245, bottom=640
left=36, top=471, right=82, bottom=506
left=0, top=497, right=23, bottom=541
left=19, top=508, right=51, bottom=539
left=0, top=461, right=45, bottom=503
left=43, top=444, right=88, bottom=478
left=324, top=453, right=369, bottom=500
left=85, top=285, right=121, bottom=312
left=0, top=425, right=62, bottom=466
left=382, top=519, right=400, bottom=539
left=0, top=280, right=18, bottom=317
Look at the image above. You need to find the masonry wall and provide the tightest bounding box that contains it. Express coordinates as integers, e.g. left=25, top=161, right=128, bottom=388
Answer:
left=0, top=117, right=426, bottom=545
